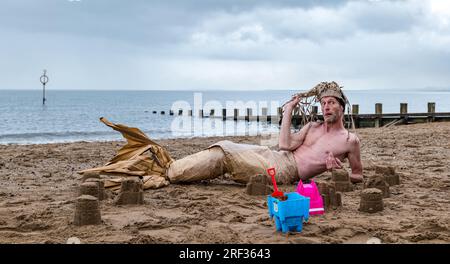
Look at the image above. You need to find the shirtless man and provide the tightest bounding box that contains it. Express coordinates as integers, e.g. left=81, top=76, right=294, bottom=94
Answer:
left=166, top=82, right=363, bottom=185
left=279, top=91, right=363, bottom=183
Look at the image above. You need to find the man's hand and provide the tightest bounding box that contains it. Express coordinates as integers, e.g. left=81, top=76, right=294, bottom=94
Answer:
left=326, top=151, right=343, bottom=171
left=350, top=174, right=363, bottom=183
left=283, top=95, right=301, bottom=112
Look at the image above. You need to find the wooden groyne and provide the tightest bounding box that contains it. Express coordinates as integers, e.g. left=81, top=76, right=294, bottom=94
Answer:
left=345, top=102, right=450, bottom=128
left=156, top=102, right=450, bottom=128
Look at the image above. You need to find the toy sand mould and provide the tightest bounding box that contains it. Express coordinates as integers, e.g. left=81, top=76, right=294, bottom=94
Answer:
left=267, top=192, right=310, bottom=233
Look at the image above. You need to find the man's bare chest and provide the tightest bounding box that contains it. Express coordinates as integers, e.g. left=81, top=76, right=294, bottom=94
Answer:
left=303, top=131, right=349, bottom=158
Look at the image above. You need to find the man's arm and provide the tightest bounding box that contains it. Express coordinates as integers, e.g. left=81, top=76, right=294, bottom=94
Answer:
left=279, top=100, right=313, bottom=150
left=279, top=96, right=298, bottom=150
left=347, top=135, right=363, bottom=183
left=280, top=122, right=314, bottom=151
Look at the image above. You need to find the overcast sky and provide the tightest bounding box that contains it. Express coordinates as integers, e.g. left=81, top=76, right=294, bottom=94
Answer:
left=1, top=0, right=450, bottom=90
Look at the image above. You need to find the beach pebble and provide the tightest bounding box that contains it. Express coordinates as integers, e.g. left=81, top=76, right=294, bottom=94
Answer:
left=366, top=237, right=381, bottom=244
left=67, top=237, right=81, bottom=244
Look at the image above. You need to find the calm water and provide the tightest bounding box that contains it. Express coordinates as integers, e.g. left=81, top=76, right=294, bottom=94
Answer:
left=0, top=90, right=449, bottom=144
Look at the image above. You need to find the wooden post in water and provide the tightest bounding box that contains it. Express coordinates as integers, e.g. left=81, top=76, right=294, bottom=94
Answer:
left=311, top=106, right=318, bottom=122
left=400, top=103, right=408, bottom=124
left=260, top=107, right=268, bottom=122
left=352, top=104, right=359, bottom=115
left=352, top=104, right=359, bottom=128
left=261, top=107, right=268, bottom=116
left=277, top=107, right=283, bottom=125
left=375, top=103, right=383, bottom=128
left=199, top=110, right=204, bottom=118
left=210, top=109, right=215, bottom=117
left=277, top=107, right=283, bottom=116
left=427, top=102, right=435, bottom=122
left=234, top=109, right=239, bottom=121
left=222, top=109, right=226, bottom=121
left=188, top=110, right=192, bottom=116
left=178, top=109, right=183, bottom=116
left=245, top=108, right=252, bottom=121
left=400, top=103, right=408, bottom=115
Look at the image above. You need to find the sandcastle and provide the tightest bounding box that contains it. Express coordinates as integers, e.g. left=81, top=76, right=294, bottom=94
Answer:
left=359, top=188, right=383, bottom=213
left=375, top=166, right=400, bottom=186
left=82, top=171, right=100, bottom=182
left=245, top=174, right=273, bottom=196
left=331, top=168, right=353, bottom=192
left=73, top=195, right=102, bottom=226
left=79, top=180, right=106, bottom=201
left=114, top=178, right=144, bottom=205
left=72, top=172, right=105, bottom=226
left=85, top=178, right=106, bottom=200
left=79, top=182, right=100, bottom=198
left=364, top=175, right=390, bottom=198
left=317, top=181, right=342, bottom=209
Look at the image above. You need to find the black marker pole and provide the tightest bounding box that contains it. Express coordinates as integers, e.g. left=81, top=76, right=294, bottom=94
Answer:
left=40, top=69, right=49, bottom=105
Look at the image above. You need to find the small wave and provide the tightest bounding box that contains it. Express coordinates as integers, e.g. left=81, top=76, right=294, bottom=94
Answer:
left=0, top=131, right=117, bottom=139
left=0, top=123, right=279, bottom=144
left=0, top=128, right=172, bottom=144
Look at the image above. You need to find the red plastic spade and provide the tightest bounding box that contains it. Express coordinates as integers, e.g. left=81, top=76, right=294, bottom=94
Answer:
left=267, top=167, right=284, bottom=198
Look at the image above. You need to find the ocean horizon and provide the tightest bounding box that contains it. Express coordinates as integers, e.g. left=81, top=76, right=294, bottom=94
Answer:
left=1, top=89, right=449, bottom=145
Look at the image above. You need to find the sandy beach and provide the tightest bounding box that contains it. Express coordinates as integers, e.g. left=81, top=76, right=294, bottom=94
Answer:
left=0, top=122, right=449, bottom=244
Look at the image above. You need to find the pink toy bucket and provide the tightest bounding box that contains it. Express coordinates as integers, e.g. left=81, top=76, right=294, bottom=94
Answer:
left=296, top=180, right=324, bottom=215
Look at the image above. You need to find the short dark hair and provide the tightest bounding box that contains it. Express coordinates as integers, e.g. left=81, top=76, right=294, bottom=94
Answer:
left=336, top=97, right=345, bottom=111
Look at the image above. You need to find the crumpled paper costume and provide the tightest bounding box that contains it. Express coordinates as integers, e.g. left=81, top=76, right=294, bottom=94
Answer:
left=78, top=117, right=173, bottom=191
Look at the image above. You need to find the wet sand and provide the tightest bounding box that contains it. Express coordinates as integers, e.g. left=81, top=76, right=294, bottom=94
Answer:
left=0, top=122, right=449, bottom=244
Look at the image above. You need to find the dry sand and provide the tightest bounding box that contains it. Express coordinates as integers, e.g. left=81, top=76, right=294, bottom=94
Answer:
left=0, top=122, right=449, bottom=244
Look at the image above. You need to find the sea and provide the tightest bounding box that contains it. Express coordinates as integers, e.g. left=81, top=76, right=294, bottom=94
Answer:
left=1, top=89, right=449, bottom=144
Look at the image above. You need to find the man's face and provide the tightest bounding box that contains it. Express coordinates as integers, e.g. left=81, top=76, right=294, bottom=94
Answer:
left=320, top=96, right=343, bottom=124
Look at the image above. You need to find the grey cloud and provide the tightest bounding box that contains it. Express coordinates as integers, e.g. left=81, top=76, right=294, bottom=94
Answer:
left=1, top=0, right=449, bottom=90
left=345, top=1, right=425, bottom=34
left=0, top=1, right=194, bottom=45
left=191, top=0, right=427, bottom=46
left=0, top=0, right=347, bottom=46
